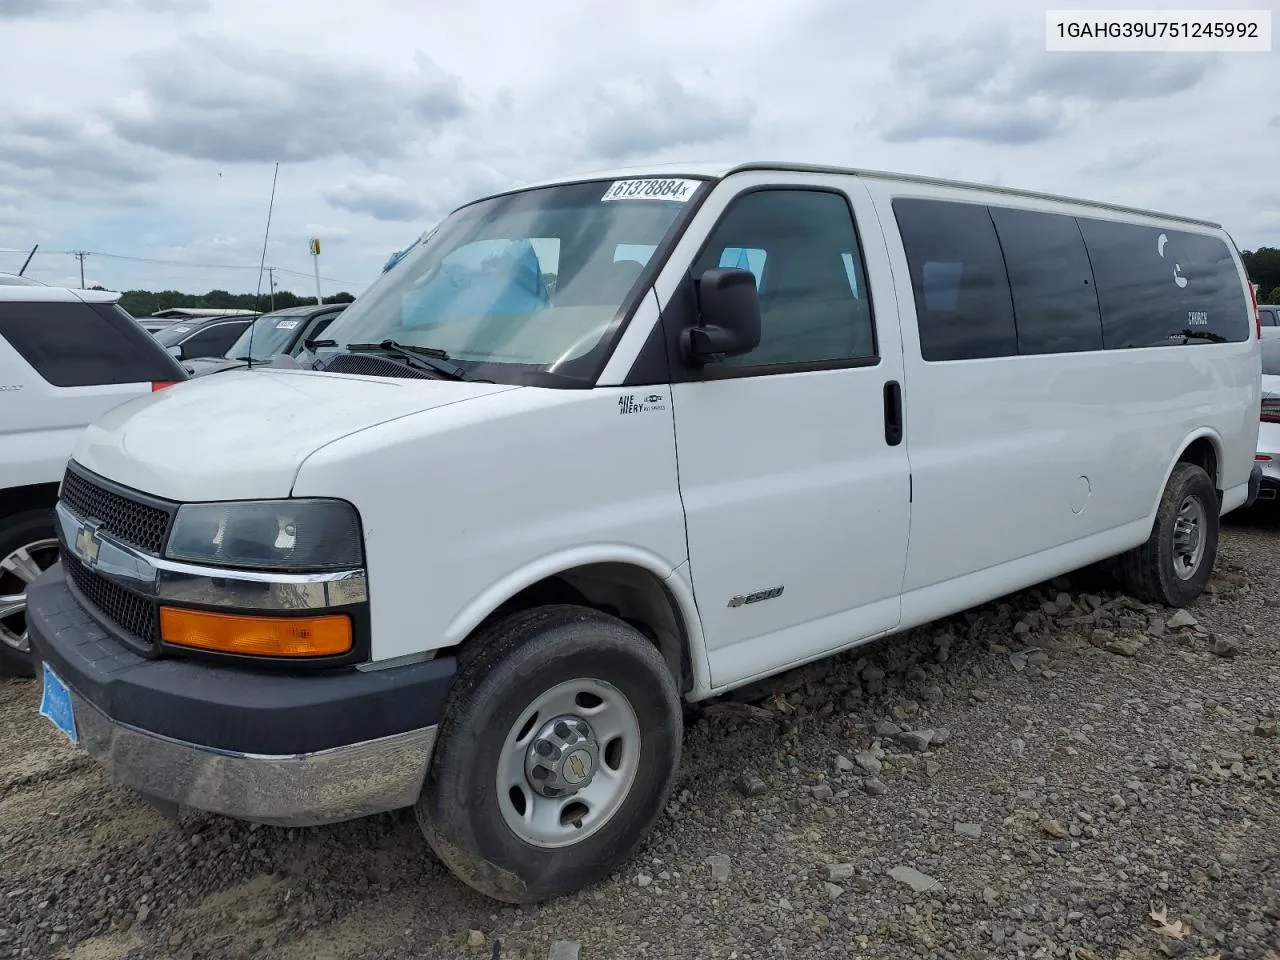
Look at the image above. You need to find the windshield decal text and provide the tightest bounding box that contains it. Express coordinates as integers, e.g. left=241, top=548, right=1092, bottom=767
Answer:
left=601, top=179, right=700, bottom=203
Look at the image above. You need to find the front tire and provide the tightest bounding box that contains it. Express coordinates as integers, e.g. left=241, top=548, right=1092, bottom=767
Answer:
left=0, top=508, right=60, bottom=679
left=1118, top=462, right=1218, bottom=607
left=415, top=605, right=682, bottom=904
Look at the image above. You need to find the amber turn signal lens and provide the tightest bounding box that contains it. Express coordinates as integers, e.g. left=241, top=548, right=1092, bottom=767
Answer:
left=159, top=607, right=352, bottom=657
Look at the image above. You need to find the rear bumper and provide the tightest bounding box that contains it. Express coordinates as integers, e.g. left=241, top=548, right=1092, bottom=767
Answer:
left=26, top=563, right=456, bottom=827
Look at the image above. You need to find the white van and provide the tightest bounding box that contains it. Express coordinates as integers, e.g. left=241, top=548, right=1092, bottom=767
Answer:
left=27, top=161, right=1262, bottom=904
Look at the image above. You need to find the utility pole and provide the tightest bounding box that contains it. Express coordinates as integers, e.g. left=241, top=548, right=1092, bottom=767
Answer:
left=265, top=267, right=277, bottom=311
left=73, top=251, right=88, bottom=288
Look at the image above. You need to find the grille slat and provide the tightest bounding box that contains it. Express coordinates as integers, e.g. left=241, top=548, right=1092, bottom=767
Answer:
left=60, top=468, right=171, bottom=555
left=63, top=554, right=159, bottom=648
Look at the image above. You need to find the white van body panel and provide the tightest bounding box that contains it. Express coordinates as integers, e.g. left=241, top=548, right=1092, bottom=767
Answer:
left=53, top=161, right=1261, bottom=704
left=291, top=384, right=689, bottom=664
left=859, top=175, right=1260, bottom=614
left=72, top=370, right=517, bottom=501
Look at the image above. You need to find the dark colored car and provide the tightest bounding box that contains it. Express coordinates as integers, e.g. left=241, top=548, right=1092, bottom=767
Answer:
left=153, top=314, right=257, bottom=361
left=182, top=303, right=348, bottom=377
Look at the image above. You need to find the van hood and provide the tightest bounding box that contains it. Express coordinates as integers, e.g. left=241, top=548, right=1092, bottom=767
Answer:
left=72, top=369, right=518, bottom=502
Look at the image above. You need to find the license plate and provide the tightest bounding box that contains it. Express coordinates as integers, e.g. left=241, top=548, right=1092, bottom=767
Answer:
left=39, top=663, right=78, bottom=745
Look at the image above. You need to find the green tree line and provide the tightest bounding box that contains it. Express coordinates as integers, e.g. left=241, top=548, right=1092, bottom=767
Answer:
left=1242, top=247, right=1280, bottom=303
left=101, top=288, right=356, bottom=318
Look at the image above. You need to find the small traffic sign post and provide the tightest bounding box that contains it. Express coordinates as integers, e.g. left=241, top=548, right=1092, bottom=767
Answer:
left=309, top=238, right=323, bottom=305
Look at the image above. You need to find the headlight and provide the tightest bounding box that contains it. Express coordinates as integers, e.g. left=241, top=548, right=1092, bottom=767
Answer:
left=165, top=499, right=363, bottom=571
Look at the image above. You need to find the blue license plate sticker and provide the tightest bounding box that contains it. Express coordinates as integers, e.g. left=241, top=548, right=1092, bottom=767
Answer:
left=39, top=663, right=78, bottom=745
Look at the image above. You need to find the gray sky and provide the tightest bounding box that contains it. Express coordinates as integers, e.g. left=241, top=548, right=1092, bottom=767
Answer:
left=0, top=0, right=1275, bottom=296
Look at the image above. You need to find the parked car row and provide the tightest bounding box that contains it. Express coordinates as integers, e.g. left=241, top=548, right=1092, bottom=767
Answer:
left=180, top=302, right=346, bottom=376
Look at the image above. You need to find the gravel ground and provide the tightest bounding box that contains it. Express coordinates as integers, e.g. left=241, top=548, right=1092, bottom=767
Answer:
left=3, top=518, right=1279, bottom=960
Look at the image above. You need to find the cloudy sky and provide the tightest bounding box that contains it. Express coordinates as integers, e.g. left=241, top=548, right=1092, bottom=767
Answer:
left=0, top=0, right=1275, bottom=297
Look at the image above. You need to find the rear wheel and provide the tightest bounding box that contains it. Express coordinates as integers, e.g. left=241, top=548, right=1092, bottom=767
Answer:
left=1117, top=462, right=1218, bottom=607
left=0, top=509, right=59, bottom=678
left=415, top=604, right=682, bottom=904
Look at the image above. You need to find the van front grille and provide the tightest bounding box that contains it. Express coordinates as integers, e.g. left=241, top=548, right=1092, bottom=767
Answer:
left=59, top=466, right=173, bottom=556
left=63, top=553, right=159, bottom=651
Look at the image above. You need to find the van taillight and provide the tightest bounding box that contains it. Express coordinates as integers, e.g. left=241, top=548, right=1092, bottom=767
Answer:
left=151, top=381, right=178, bottom=392
left=1261, top=398, right=1280, bottom=423
left=1249, top=282, right=1261, bottom=339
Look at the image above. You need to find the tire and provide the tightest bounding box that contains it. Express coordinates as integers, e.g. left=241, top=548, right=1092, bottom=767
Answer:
left=415, top=604, right=682, bottom=904
left=1117, top=462, right=1218, bottom=607
left=0, top=507, right=60, bottom=679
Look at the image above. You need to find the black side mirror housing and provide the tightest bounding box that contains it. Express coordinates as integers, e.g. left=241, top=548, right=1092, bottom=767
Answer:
left=681, top=267, right=762, bottom=363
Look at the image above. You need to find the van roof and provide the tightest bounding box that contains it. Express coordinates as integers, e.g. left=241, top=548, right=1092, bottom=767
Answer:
left=0, top=285, right=122, bottom=304
left=490, top=160, right=1222, bottom=230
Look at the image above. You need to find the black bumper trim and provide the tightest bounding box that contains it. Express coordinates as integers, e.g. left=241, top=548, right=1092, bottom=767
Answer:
left=1246, top=462, right=1264, bottom=508
left=26, top=564, right=457, bottom=755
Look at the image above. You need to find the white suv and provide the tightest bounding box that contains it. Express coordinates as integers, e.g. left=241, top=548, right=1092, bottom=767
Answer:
left=0, top=284, right=188, bottom=676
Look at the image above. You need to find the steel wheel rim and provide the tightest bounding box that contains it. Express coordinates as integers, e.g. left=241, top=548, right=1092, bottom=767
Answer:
left=497, top=677, right=641, bottom=849
left=0, top=538, right=59, bottom=654
left=1171, top=495, right=1207, bottom=581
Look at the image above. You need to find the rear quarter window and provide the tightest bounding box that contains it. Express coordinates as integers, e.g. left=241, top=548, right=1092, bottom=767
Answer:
left=1075, top=219, right=1249, bottom=348
left=0, top=301, right=186, bottom=387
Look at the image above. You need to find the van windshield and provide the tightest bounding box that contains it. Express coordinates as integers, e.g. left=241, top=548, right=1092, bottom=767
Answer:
left=316, top=178, right=706, bottom=384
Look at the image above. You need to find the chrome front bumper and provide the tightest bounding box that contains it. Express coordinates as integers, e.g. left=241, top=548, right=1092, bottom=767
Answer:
left=64, top=680, right=438, bottom=828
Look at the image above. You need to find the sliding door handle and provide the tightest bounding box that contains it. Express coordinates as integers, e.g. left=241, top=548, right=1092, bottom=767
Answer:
left=883, top=380, right=903, bottom=446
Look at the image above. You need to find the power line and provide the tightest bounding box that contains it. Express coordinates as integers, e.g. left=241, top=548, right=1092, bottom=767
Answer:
left=72, top=251, right=88, bottom=289
left=0, top=247, right=356, bottom=286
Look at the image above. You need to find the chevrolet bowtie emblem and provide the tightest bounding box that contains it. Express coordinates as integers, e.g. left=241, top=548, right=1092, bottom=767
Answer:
left=74, top=520, right=103, bottom=567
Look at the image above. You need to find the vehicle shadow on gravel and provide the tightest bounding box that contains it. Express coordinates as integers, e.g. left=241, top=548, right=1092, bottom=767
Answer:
left=3, top=529, right=1278, bottom=960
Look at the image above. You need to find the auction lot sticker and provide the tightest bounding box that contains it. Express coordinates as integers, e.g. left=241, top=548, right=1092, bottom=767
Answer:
left=601, top=179, right=701, bottom=202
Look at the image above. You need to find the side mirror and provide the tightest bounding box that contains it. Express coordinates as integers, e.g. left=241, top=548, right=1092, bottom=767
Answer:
left=166, top=345, right=184, bottom=360
left=681, top=267, right=762, bottom=363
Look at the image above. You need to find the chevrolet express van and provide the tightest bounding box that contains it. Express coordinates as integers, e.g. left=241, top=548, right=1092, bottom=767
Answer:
left=26, top=161, right=1263, bottom=904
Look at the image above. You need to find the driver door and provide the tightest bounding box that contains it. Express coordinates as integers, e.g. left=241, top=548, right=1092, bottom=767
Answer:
left=664, top=174, right=912, bottom=689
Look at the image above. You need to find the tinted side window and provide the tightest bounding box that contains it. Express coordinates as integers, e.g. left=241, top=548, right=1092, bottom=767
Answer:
left=297, top=315, right=338, bottom=353
left=892, top=198, right=1018, bottom=361
left=183, top=322, right=248, bottom=358
left=1076, top=218, right=1249, bottom=348
left=0, top=301, right=182, bottom=386
left=1261, top=308, right=1278, bottom=327
left=692, top=189, right=876, bottom=368
left=988, top=206, right=1103, bottom=355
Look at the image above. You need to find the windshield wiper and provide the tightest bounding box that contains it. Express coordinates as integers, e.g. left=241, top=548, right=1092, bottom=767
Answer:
left=1177, top=329, right=1227, bottom=344
left=346, top=340, right=471, bottom=381
left=304, top=338, right=336, bottom=350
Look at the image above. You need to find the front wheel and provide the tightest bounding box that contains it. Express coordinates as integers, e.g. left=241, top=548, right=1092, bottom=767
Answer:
left=0, top=509, right=60, bottom=679
left=415, top=605, right=682, bottom=904
left=1117, top=462, right=1218, bottom=607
